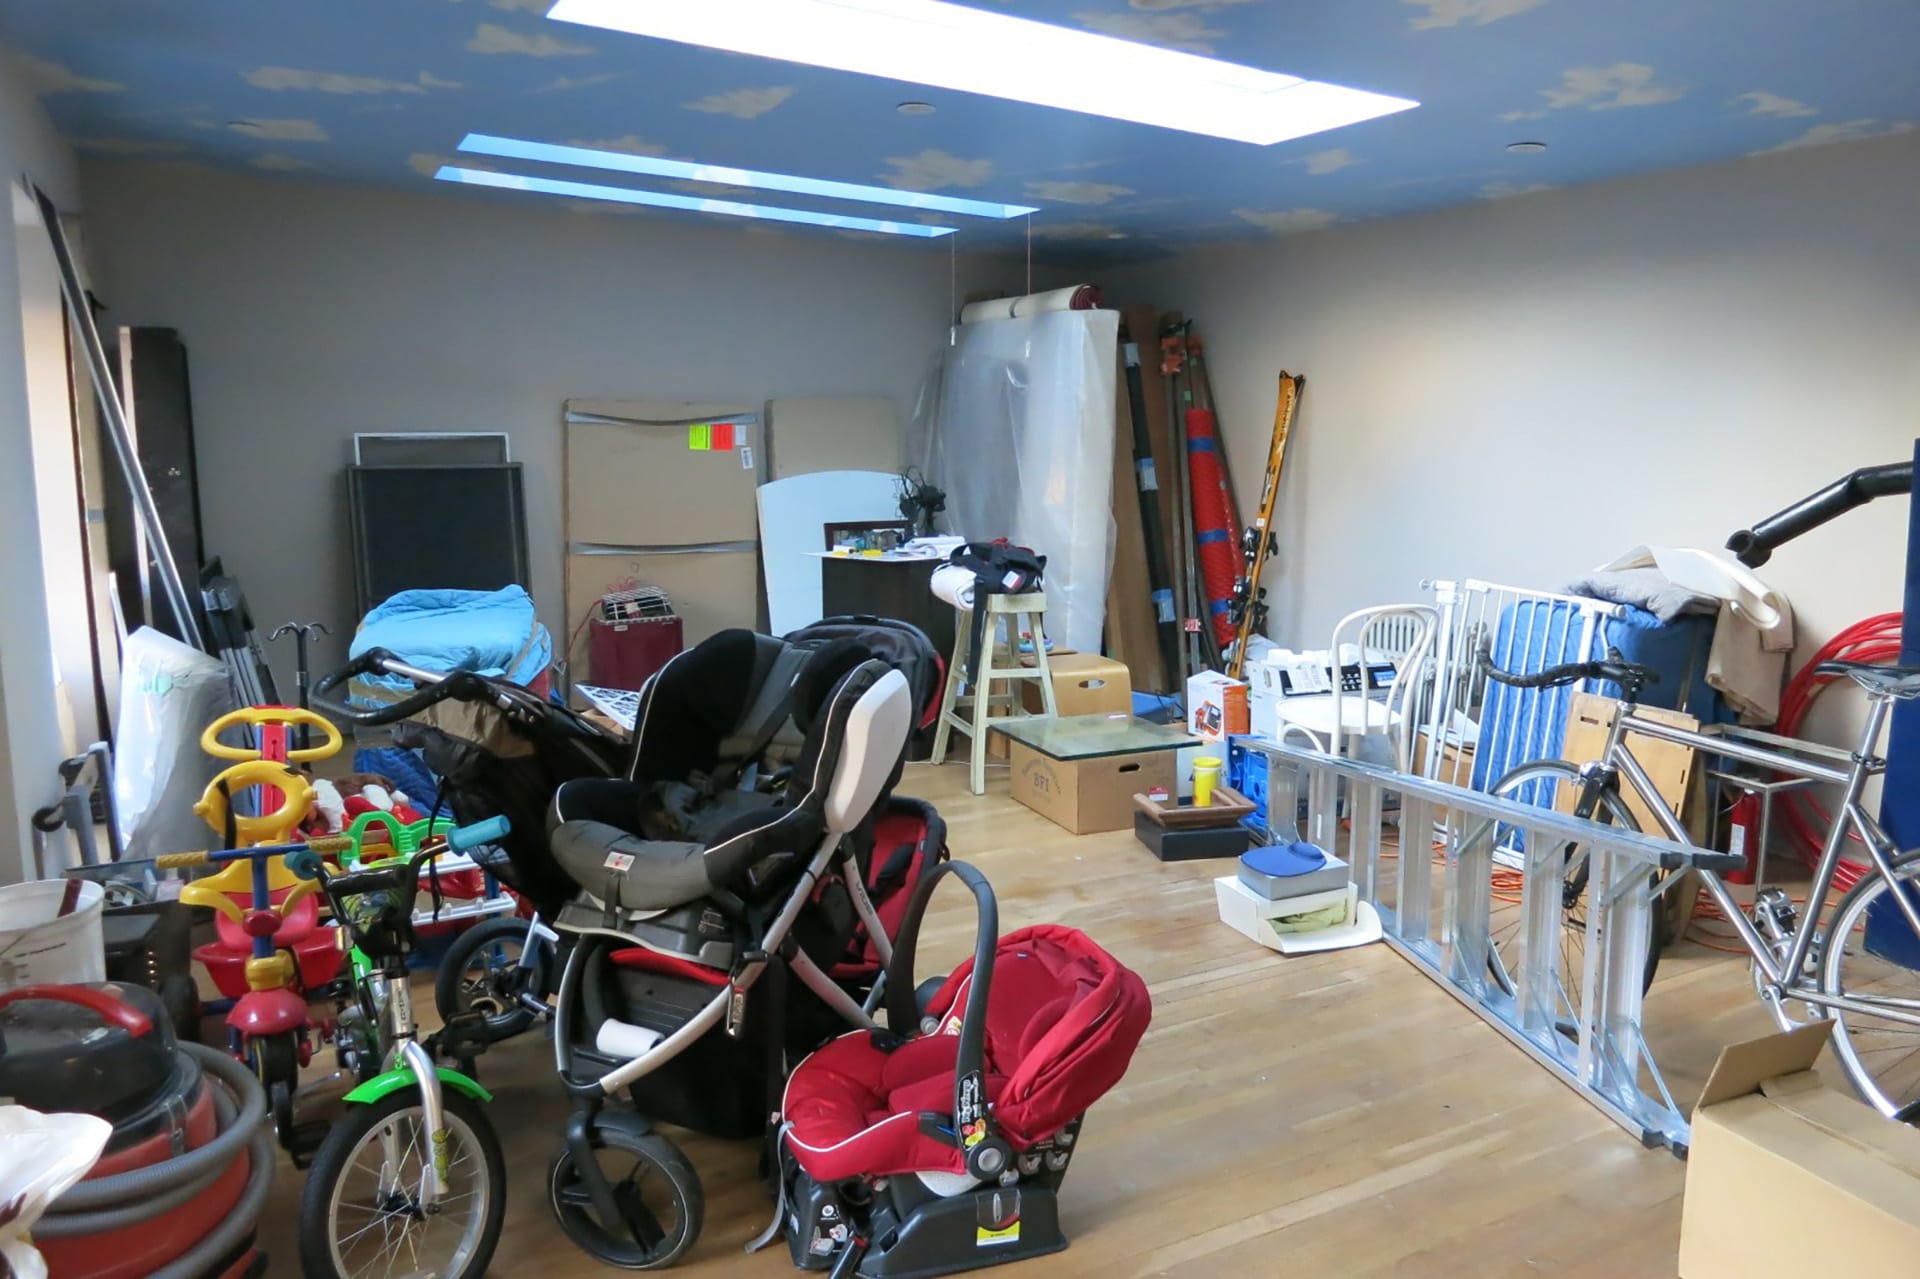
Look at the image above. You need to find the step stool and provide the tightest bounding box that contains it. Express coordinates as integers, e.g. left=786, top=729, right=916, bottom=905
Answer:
left=931, top=592, right=1058, bottom=795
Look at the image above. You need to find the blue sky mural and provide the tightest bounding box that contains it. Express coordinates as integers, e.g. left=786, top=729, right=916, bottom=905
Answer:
left=3, top=0, right=1916, bottom=254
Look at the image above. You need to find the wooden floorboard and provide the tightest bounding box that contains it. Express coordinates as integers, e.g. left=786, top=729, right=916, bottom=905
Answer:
left=261, top=759, right=1785, bottom=1277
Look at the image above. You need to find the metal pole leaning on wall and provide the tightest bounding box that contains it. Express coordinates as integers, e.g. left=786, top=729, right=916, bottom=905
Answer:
left=1242, top=740, right=1738, bottom=1155
left=33, top=184, right=204, bottom=649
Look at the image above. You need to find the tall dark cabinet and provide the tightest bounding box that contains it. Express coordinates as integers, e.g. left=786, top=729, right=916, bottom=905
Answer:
left=107, top=326, right=206, bottom=640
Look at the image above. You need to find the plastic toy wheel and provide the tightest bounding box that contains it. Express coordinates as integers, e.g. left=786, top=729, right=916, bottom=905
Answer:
left=250, top=1032, right=301, bottom=1140
left=299, top=1088, right=507, bottom=1279
left=436, top=915, right=550, bottom=1043
left=549, top=1114, right=704, bottom=1269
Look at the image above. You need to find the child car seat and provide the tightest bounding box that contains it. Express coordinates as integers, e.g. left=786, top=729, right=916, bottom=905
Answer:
left=548, top=630, right=910, bottom=968
left=774, top=862, right=1152, bottom=1277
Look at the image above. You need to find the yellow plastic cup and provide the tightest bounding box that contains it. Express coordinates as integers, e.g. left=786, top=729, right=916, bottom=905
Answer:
left=1192, top=756, right=1223, bottom=807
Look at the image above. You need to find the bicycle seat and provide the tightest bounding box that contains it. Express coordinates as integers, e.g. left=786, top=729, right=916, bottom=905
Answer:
left=1816, top=660, right=1920, bottom=700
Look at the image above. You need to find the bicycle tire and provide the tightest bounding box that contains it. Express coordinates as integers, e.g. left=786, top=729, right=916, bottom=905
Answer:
left=436, top=915, right=549, bottom=1043
left=299, top=1087, right=507, bottom=1278
left=1819, top=849, right=1920, bottom=1122
left=1486, top=760, right=1663, bottom=1020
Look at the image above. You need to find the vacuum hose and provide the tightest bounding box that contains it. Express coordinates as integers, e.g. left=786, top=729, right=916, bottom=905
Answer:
left=35, top=1042, right=277, bottom=1278
left=1726, top=462, right=1913, bottom=567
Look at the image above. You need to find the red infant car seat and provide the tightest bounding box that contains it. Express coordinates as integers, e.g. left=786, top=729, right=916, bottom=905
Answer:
left=775, top=862, right=1151, bottom=1276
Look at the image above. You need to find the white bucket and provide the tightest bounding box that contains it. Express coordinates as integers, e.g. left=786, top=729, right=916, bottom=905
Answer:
left=0, top=879, right=107, bottom=992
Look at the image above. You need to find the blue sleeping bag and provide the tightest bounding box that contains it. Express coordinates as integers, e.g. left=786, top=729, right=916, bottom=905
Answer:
left=349, top=586, right=552, bottom=703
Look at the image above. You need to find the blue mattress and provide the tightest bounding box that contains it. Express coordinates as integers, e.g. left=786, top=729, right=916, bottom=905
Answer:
left=1471, top=600, right=1724, bottom=798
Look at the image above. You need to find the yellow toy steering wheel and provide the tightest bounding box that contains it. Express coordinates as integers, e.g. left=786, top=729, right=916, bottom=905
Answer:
left=194, top=760, right=318, bottom=846
left=200, top=705, right=343, bottom=763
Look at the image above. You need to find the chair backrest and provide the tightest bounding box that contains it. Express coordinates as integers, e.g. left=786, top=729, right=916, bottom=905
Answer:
left=1327, top=604, right=1438, bottom=771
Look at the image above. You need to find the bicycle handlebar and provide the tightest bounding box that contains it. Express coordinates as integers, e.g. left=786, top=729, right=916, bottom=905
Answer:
left=1725, top=462, right=1912, bottom=568
left=1476, top=649, right=1660, bottom=694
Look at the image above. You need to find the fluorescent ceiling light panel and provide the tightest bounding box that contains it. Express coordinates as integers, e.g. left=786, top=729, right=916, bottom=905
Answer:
left=460, top=133, right=1037, bottom=218
left=545, top=0, right=1417, bottom=146
left=435, top=166, right=956, bottom=237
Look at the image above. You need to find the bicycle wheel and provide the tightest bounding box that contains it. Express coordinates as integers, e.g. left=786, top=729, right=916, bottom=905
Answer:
left=1820, top=851, right=1920, bottom=1122
left=436, top=915, right=549, bottom=1043
left=549, top=1113, right=704, bottom=1269
left=1486, top=761, right=1661, bottom=1032
left=299, top=1088, right=507, bottom=1279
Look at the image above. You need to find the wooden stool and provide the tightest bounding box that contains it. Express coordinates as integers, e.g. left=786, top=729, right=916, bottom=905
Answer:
left=931, top=592, right=1059, bottom=794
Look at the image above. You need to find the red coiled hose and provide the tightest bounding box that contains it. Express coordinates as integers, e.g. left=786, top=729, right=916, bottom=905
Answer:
left=1773, top=612, right=1903, bottom=890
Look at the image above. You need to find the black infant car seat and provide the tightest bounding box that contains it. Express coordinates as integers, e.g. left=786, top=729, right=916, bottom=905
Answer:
left=547, top=627, right=914, bottom=972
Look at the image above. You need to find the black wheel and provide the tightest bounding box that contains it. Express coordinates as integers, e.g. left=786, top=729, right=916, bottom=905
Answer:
left=159, top=974, right=201, bottom=1042
left=548, top=1114, right=704, bottom=1269
left=1485, top=761, right=1665, bottom=1034
left=1820, top=851, right=1920, bottom=1121
left=299, top=1087, right=507, bottom=1279
left=250, top=1032, right=301, bottom=1140
left=436, top=915, right=549, bottom=1043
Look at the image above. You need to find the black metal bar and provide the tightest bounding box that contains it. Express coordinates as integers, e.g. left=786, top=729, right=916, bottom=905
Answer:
left=1726, top=462, right=1913, bottom=567
left=1122, top=340, right=1183, bottom=685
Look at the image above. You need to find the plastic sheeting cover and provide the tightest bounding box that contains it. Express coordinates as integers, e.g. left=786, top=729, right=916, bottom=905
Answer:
left=911, top=309, right=1119, bottom=652
left=112, top=627, right=237, bottom=858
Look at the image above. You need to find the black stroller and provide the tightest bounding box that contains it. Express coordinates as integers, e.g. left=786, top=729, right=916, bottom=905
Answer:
left=311, top=616, right=947, bottom=1041
left=542, top=630, right=934, bottom=1268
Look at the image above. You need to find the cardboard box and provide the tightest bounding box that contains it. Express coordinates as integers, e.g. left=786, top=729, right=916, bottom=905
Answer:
left=1680, top=1022, right=1920, bottom=1279
left=1412, top=729, right=1477, bottom=824
left=1007, top=740, right=1178, bottom=835
left=1186, top=671, right=1249, bottom=745
left=1021, top=652, right=1133, bottom=717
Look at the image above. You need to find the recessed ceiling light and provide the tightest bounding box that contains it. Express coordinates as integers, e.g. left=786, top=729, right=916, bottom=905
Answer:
left=1506, top=140, right=1548, bottom=153
left=545, top=0, right=1417, bottom=147
left=434, top=166, right=957, bottom=238
left=897, top=101, right=936, bottom=116
left=459, top=132, right=1036, bottom=218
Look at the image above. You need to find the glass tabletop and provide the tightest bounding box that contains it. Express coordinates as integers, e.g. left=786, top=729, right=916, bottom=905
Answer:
left=993, top=713, right=1198, bottom=760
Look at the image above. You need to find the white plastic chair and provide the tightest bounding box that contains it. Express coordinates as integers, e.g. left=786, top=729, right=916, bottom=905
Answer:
left=1276, top=604, right=1437, bottom=772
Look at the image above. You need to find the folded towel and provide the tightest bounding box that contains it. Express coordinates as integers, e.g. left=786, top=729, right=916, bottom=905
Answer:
left=1592, top=546, right=1795, bottom=724
left=1563, top=567, right=1717, bottom=624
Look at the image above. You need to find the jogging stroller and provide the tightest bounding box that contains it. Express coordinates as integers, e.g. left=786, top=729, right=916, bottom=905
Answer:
left=772, top=862, right=1153, bottom=1278
left=312, top=618, right=947, bottom=1037
left=546, top=641, right=922, bottom=1267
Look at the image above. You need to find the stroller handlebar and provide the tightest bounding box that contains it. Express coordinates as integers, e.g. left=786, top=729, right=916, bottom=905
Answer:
left=310, top=648, right=491, bottom=725
left=882, top=860, right=1006, bottom=1178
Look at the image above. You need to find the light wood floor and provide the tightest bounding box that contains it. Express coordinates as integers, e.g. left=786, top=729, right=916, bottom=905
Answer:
left=262, top=760, right=1786, bottom=1277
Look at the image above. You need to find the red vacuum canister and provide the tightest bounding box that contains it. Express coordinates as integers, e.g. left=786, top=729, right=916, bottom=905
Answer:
left=0, top=982, right=266, bottom=1278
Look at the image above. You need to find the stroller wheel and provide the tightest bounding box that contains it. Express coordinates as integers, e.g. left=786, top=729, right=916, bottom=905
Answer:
left=549, top=1114, right=704, bottom=1269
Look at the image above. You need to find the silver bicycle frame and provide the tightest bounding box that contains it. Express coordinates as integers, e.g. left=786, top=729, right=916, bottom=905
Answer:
left=1593, top=691, right=1920, bottom=1030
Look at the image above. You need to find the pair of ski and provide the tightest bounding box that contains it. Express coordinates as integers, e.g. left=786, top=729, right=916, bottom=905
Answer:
left=1119, top=317, right=1303, bottom=683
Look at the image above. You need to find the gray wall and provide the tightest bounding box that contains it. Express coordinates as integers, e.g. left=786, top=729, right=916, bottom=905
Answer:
left=1103, top=130, right=1920, bottom=702
left=0, top=64, right=78, bottom=882
left=81, top=160, right=1016, bottom=691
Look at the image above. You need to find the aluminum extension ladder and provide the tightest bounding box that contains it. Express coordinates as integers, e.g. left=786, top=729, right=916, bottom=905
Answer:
left=1240, top=740, right=1727, bottom=1154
